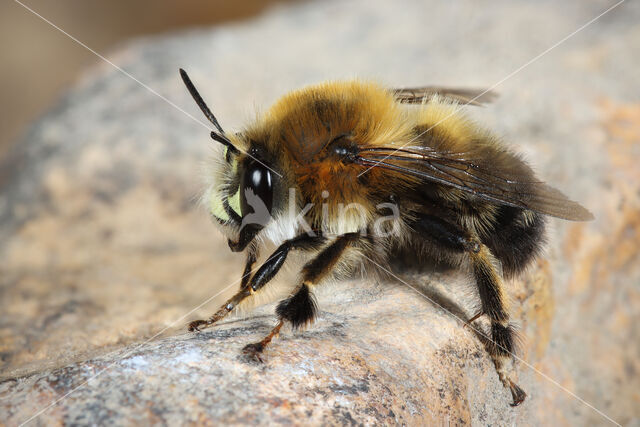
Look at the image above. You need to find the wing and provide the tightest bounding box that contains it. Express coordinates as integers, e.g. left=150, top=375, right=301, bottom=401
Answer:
left=356, top=146, right=593, bottom=221
left=392, top=87, right=497, bottom=106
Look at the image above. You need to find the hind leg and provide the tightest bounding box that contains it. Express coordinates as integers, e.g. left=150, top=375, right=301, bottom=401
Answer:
left=411, top=213, right=526, bottom=405
left=468, top=243, right=526, bottom=406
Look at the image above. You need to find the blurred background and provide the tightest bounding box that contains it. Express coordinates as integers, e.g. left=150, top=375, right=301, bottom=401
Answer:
left=0, top=0, right=295, bottom=160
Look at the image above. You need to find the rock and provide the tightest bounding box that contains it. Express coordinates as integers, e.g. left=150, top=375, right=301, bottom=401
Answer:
left=0, top=278, right=527, bottom=425
left=1, top=0, right=639, bottom=425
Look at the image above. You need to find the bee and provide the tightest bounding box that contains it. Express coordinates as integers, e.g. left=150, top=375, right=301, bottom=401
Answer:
left=179, top=69, right=592, bottom=406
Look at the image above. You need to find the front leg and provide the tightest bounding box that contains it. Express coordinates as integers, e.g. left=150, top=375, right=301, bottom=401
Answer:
left=188, top=241, right=259, bottom=331
left=243, top=232, right=360, bottom=359
left=188, top=233, right=325, bottom=332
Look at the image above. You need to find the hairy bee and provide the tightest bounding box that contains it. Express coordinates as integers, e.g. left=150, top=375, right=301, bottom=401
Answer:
left=180, top=69, right=592, bottom=406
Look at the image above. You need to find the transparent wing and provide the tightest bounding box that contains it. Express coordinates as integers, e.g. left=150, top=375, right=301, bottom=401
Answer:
left=392, top=87, right=497, bottom=106
left=357, top=146, right=593, bottom=221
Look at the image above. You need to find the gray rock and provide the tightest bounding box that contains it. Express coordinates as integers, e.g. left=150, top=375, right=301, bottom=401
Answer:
left=1, top=279, right=525, bottom=425
left=1, top=0, right=639, bottom=425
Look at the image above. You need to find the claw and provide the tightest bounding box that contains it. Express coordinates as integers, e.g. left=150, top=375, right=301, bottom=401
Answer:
left=509, top=380, right=527, bottom=406
left=464, top=311, right=484, bottom=329
left=242, top=342, right=265, bottom=363
left=188, top=320, right=207, bottom=332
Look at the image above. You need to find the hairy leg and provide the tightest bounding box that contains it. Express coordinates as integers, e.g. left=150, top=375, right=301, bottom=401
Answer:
left=189, top=233, right=325, bottom=332
left=468, top=243, right=526, bottom=405
left=411, top=213, right=525, bottom=405
left=243, top=232, right=360, bottom=359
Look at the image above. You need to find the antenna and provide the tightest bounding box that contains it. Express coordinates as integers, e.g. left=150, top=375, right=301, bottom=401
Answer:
left=179, top=68, right=239, bottom=155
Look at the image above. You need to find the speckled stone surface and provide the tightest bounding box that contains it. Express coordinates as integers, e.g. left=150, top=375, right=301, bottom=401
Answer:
left=1, top=0, right=639, bottom=425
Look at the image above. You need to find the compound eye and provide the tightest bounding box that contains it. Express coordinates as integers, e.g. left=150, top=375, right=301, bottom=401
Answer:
left=240, top=161, right=273, bottom=218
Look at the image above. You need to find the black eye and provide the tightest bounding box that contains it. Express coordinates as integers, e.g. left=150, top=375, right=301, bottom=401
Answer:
left=240, top=161, right=273, bottom=218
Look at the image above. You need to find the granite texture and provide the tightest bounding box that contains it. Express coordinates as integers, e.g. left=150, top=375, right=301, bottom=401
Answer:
left=1, top=0, right=639, bottom=425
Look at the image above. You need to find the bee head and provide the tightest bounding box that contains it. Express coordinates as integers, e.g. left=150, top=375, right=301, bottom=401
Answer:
left=180, top=69, right=278, bottom=251
left=208, top=138, right=275, bottom=224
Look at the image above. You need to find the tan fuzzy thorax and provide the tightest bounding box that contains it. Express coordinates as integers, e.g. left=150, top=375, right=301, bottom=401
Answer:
left=239, top=80, right=492, bottom=231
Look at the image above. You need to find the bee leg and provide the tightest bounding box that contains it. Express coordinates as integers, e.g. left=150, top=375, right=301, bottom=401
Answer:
left=468, top=242, right=526, bottom=406
left=247, top=232, right=327, bottom=293
left=463, top=310, right=484, bottom=329
left=242, top=232, right=360, bottom=361
left=188, top=242, right=259, bottom=332
left=241, top=320, right=284, bottom=363
left=411, top=214, right=525, bottom=405
left=191, top=232, right=327, bottom=332
left=188, top=288, right=252, bottom=332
